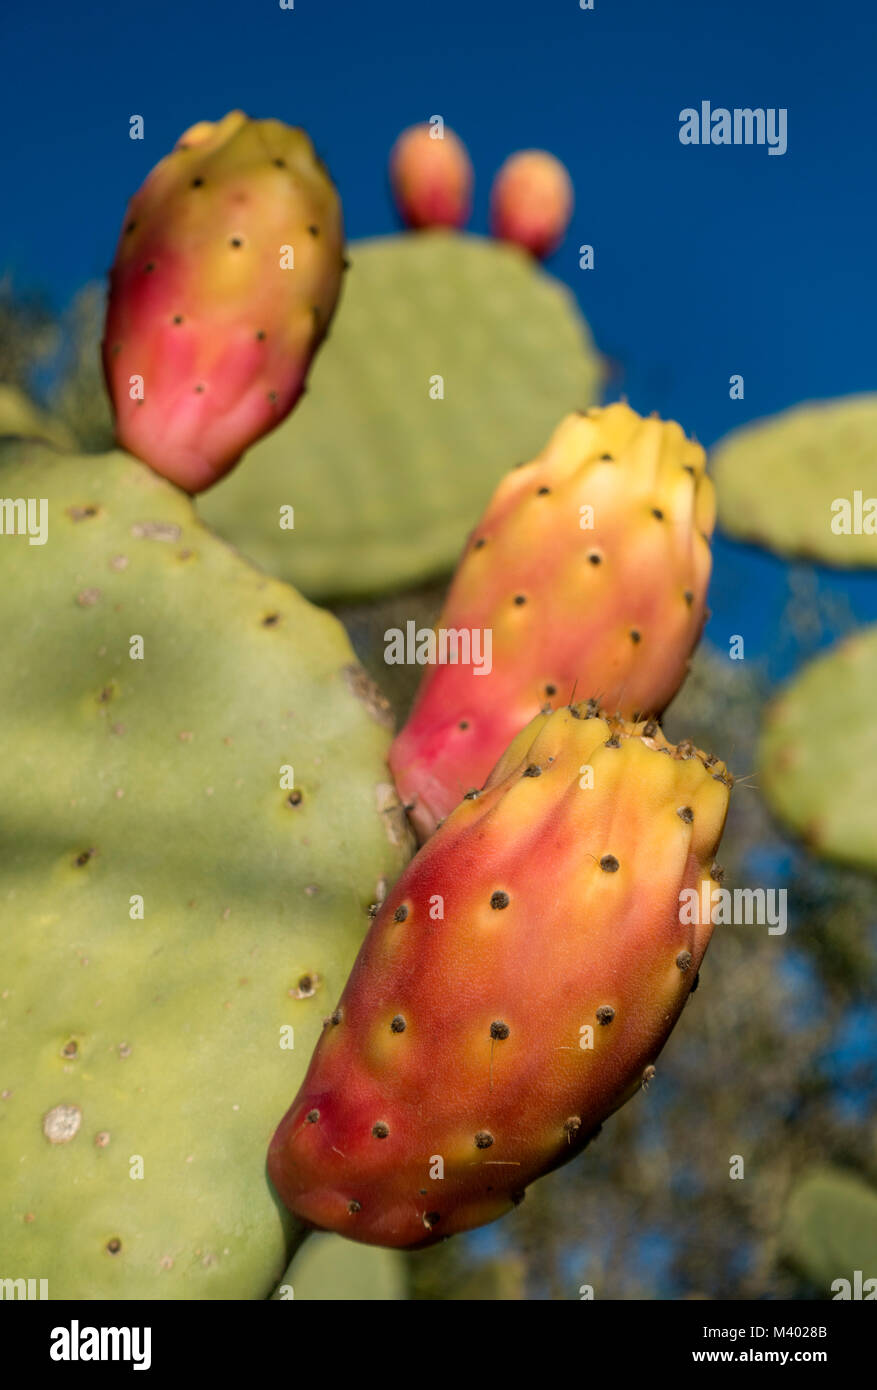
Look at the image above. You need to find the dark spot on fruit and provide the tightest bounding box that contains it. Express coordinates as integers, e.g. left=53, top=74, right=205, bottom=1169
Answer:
left=475, top=1131, right=494, bottom=1149
left=191, top=177, right=204, bottom=187
left=372, top=1122, right=389, bottom=1139
left=587, top=550, right=602, bottom=565
left=74, top=849, right=95, bottom=868
left=511, top=1189, right=526, bottom=1206
left=600, top=453, right=614, bottom=461
left=348, top=1200, right=361, bottom=1213
left=604, top=734, right=621, bottom=748
left=61, top=1040, right=78, bottom=1059
left=490, top=891, right=510, bottom=910
left=473, top=537, right=486, bottom=549
left=545, top=684, right=556, bottom=696
left=306, top=1109, right=320, bottom=1123
left=596, top=1005, right=615, bottom=1025
left=229, top=236, right=243, bottom=248
left=564, top=1116, right=582, bottom=1136
left=330, top=1009, right=342, bottom=1026
left=600, top=855, right=619, bottom=872
left=144, top=262, right=155, bottom=273
left=125, top=222, right=136, bottom=234
left=463, top=789, right=480, bottom=800
left=523, top=764, right=541, bottom=778
left=194, top=384, right=205, bottom=393
left=172, top=315, right=183, bottom=325
left=690, top=972, right=700, bottom=993
left=490, top=1021, right=510, bottom=1040
left=676, top=951, right=693, bottom=971
left=268, top=390, right=278, bottom=402
left=711, top=862, right=725, bottom=883
left=286, top=790, right=303, bottom=808
left=274, top=158, right=286, bottom=168
left=390, top=1015, right=406, bottom=1033
left=652, top=507, right=664, bottom=520
left=684, top=590, right=694, bottom=605
left=256, top=330, right=266, bottom=340
left=393, top=905, right=408, bottom=923
left=631, top=629, right=641, bottom=644
left=106, top=1238, right=122, bottom=1255
left=513, top=594, right=526, bottom=605
left=642, top=719, right=658, bottom=737
left=423, top=1212, right=440, bottom=1228
left=308, top=225, right=319, bottom=236
left=682, top=464, right=695, bottom=475
left=537, top=486, right=550, bottom=495
left=459, top=720, right=469, bottom=730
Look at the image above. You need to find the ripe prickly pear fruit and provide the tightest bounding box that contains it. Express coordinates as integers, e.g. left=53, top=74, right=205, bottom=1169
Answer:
left=490, top=149, right=574, bottom=258
left=268, top=705, right=732, bottom=1249
left=389, top=402, right=715, bottom=840
left=103, top=110, right=344, bottom=493
left=389, top=124, right=473, bottom=229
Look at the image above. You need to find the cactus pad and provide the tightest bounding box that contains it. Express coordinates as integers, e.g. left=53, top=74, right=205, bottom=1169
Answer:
left=199, top=231, right=604, bottom=600
left=759, top=625, right=877, bottom=872
left=712, top=394, right=877, bottom=567
left=0, top=442, right=412, bottom=1298
left=780, top=1167, right=877, bottom=1292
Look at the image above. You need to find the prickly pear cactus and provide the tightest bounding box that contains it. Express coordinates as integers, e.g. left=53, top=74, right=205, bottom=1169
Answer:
left=0, top=441, right=412, bottom=1299
left=780, top=1167, right=877, bottom=1293
left=712, top=393, right=877, bottom=567
left=760, top=625, right=877, bottom=871
left=199, top=232, right=604, bottom=600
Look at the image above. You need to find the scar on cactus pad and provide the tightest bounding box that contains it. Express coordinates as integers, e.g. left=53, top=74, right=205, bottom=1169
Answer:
left=103, top=110, right=345, bottom=493
left=269, top=704, right=732, bottom=1249
left=390, top=402, right=715, bottom=840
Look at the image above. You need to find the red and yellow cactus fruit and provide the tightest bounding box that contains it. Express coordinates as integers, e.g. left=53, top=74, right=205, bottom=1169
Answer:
left=490, top=149, right=574, bottom=258
left=268, top=704, right=732, bottom=1249
left=389, top=402, right=715, bottom=840
left=103, top=110, right=345, bottom=492
left=389, top=123, right=473, bottom=229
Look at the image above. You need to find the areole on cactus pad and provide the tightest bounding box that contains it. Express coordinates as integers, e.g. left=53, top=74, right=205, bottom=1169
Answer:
left=268, top=703, right=732, bottom=1249
left=389, top=402, right=715, bottom=840
left=103, top=110, right=345, bottom=493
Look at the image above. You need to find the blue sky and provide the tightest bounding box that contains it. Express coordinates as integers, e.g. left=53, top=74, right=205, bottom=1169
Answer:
left=4, top=0, right=877, bottom=654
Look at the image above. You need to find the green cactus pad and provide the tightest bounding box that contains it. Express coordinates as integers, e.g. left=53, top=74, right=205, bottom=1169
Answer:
left=270, top=1234, right=406, bottom=1300
left=0, top=382, right=74, bottom=450
left=712, top=393, right=877, bottom=567
left=759, top=625, right=877, bottom=871
left=199, top=231, right=604, bottom=600
left=780, top=1167, right=877, bottom=1292
left=0, top=442, right=412, bottom=1299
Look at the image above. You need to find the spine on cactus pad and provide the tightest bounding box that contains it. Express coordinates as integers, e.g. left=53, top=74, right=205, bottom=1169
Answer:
left=389, top=401, right=716, bottom=839
left=268, top=703, right=732, bottom=1249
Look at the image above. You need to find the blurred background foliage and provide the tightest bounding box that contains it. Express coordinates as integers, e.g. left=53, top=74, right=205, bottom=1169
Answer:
left=2, top=277, right=874, bottom=1302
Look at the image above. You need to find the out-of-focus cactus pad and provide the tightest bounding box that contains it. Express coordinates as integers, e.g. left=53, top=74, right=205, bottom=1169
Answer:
left=760, top=624, right=877, bottom=871
left=712, top=394, right=877, bottom=567
left=199, top=231, right=604, bottom=599
left=780, top=1167, right=877, bottom=1291
left=0, top=442, right=412, bottom=1298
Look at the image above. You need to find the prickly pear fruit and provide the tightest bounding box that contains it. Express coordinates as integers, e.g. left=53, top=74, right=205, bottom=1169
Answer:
left=103, top=110, right=344, bottom=493
left=268, top=704, right=732, bottom=1249
left=490, top=149, right=574, bottom=258
left=390, top=124, right=473, bottom=229
left=389, top=402, right=715, bottom=840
